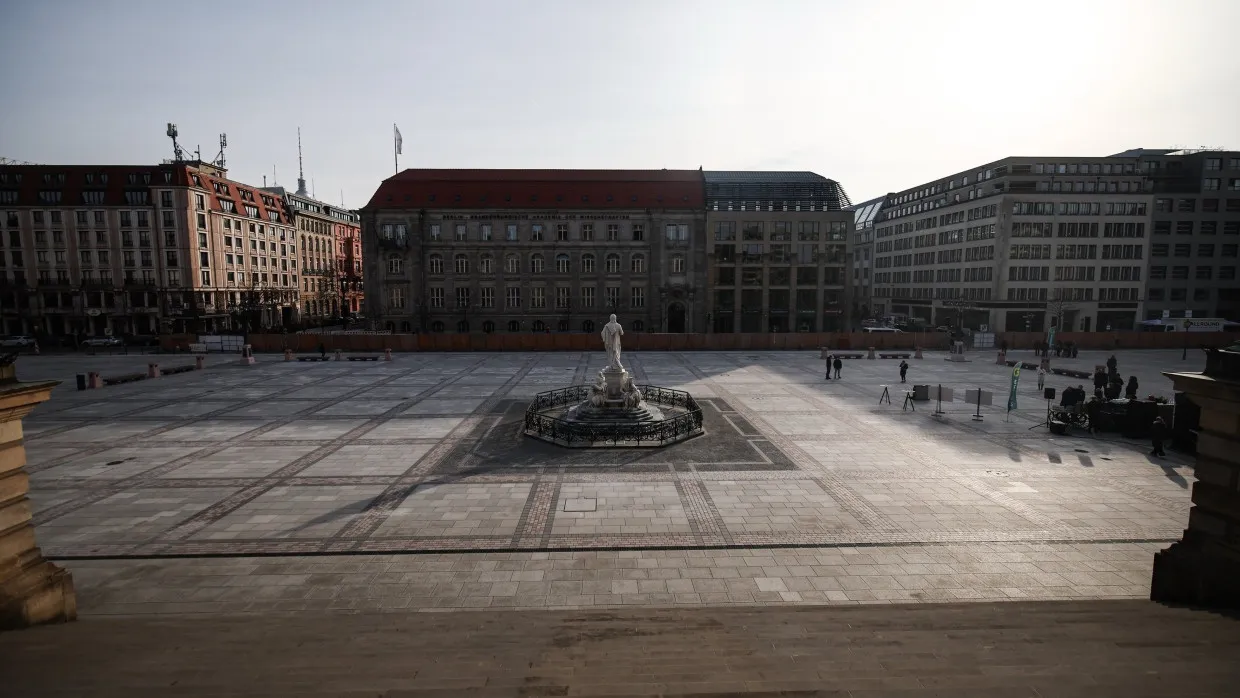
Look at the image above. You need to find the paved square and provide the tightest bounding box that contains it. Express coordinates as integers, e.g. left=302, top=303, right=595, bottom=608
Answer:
left=16, top=347, right=1199, bottom=610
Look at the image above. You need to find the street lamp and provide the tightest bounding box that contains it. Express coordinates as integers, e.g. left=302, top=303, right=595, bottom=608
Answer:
left=1182, top=320, right=1193, bottom=360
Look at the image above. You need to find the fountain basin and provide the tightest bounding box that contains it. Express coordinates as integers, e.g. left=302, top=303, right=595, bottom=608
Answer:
left=523, top=384, right=704, bottom=448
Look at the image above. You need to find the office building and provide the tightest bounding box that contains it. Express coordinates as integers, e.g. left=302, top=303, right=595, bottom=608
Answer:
left=703, top=171, right=853, bottom=332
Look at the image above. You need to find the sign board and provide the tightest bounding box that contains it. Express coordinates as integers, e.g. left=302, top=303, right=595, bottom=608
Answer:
left=934, top=386, right=954, bottom=402
left=104, top=328, right=112, bottom=336
left=964, top=389, right=994, bottom=406
left=189, top=343, right=208, bottom=354
left=1007, top=365, right=1021, bottom=411
left=1162, top=309, right=1171, bottom=319
left=1186, top=310, right=1193, bottom=318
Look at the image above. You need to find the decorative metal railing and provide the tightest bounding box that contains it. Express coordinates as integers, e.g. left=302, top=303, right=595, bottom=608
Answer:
left=524, top=385, right=703, bottom=447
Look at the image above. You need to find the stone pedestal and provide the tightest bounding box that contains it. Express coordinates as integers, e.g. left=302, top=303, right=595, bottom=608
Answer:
left=0, top=364, right=76, bottom=629
left=1153, top=354, right=1240, bottom=607
left=601, top=366, right=627, bottom=401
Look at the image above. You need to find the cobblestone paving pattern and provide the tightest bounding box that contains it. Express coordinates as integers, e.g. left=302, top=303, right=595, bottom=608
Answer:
left=17, top=348, right=1199, bottom=611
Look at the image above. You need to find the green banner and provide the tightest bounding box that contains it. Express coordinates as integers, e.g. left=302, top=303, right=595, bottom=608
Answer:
left=1047, top=326, right=1057, bottom=352
left=1007, top=365, right=1021, bottom=411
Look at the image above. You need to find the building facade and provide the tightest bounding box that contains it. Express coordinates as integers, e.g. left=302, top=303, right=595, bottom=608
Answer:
left=333, top=208, right=363, bottom=318
left=0, top=161, right=297, bottom=339
left=868, top=156, right=1154, bottom=333
left=361, top=170, right=707, bottom=334
left=703, top=172, right=853, bottom=333
left=848, top=196, right=884, bottom=323
left=1131, top=149, right=1240, bottom=322
left=278, top=189, right=352, bottom=321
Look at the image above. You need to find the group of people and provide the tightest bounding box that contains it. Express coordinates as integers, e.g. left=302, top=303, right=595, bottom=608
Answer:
left=1034, top=340, right=1078, bottom=358
left=1093, top=354, right=1140, bottom=401
left=823, top=356, right=911, bottom=383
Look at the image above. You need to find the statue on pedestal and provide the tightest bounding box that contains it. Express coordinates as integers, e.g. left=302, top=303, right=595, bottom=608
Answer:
left=601, top=314, right=624, bottom=370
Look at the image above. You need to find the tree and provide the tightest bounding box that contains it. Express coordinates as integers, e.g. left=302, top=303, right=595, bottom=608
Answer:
left=1045, top=288, right=1077, bottom=334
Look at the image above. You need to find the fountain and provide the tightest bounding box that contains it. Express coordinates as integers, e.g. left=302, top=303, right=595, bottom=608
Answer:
left=523, top=314, right=704, bottom=447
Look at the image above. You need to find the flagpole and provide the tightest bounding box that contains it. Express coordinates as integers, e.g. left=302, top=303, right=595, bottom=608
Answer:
left=393, top=123, right=399, bottom=174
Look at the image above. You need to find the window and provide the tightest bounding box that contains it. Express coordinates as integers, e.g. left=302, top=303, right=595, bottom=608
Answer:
left=197, top=213, right=206, bottom=229
left=555, top=286, right=571, bottom=309
left=581, top=254, right=595, bottom=273
left=605, top=253, right=620, bottom=273
left=506, top=224, right=518, bottom=241
left=1171, top=266, right=1189, bottom=280
left=1223, top=244, right=1238, bottom=257
left=1169, top=288, right=1187, bottom=302
left=429, top=287, right=445, bottom=307
left=672, top=255, right=685, bottom=273
left=1151, top=243, right=1168, bottom=257
left=581, top=286, right=595, bottom=307
left=388, top=287, right=405, bottom=309
left=480, top=223, right=492, bottom=241
left=665, top=224, right=688, bottom=241
left=632, top=320, right=644, bottom=332
left=387, top=256, right=403, bottom=274
left=1199, top=244, right=1215, bottom=257
left=199, top=251, right=209, bottom=266
left=1205, top=178, right=1221, bottom=191
left=506, top=286, right=521, bottom=308
left=555, top=253, right=570, bottom=273
left=507, top=320, right=520, bottom=332
left=429, top=224, right=441, bottom=241
left=1202, top=221, right=1218, bottom=235
left=605, top=285, right=620, bottom=308
left=630, top=286, right=645, bottom=308
left=556, top=224, right=569, bottom=241
left=79, top=250, right=91, bottom=264
left=454, top=224, right=466, bottom=241
left=531, top=224, right=544, bottom=242
left=456, top=287, right=471, bottom=308
left=1177, top=221, right=1194, bottom=235
left=632, top=224, right=644, bottom=241
left=1148, top=266, right=1167, bottom=280
left=120, top=211, right=132, bottom=227
left=429, top=254, right=444, bottom=274
left=1220, top=266, right=1236, bottom=280
left=630, top=254, right=645, bottom=273
left=581, top=224, right=593, bottom=241
left=477, top=287, right=494, bottom=308
left=1147, top=288, right=1165, bottom=301
left=504, top=254, right=519, bottom=273
left=606, top=224, right=619, bottom=241
left=531, top=287, right=545, bottom=308
left=1196, top=266, right=1213, bottom=280
left=454, top=254, right=469, bottom=274
left=532, top=320, right=546, bottom=332
left=479, top=254, right=493, bottom=274
left=1206, top=158, right=1222, bottom=170
left=1174, top=244, right=1191, bottom=257
left=530, top=254, right=544, bottom=273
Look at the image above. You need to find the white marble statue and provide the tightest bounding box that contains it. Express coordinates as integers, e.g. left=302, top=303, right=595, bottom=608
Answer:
left=621, top=375, right=644, bottom=409
left=601, top=314, right=624, bottom=370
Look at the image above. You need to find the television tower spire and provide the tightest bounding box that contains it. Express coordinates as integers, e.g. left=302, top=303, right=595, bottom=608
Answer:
left=295, top=127, right=308, bottom=196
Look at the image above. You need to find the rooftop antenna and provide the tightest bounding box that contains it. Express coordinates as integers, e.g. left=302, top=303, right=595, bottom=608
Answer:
left=213, top=133, right=227, bottom=169
left=312, top=177, right=315, bottom=198
left=166, top=123, right=184, bottom=162
left=340, top=189, right=344, bottom=207
left=263, top=175, right=267, bottom=187
left=273, top=165, right=277, bottom=187
left=295, top=127, right=308, bottom=196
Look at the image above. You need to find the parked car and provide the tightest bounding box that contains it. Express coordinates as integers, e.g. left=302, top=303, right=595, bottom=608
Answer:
left=82, top=336, right=124, bottom=347
left=0, top=336, right=37, bottom=348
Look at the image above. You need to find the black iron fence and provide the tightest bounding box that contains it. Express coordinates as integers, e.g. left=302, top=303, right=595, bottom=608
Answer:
left=524, top=385, right=704, bottom=447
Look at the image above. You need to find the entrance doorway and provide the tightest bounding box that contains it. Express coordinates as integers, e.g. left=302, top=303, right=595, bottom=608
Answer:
left=667, top=303, right=686, bottom=333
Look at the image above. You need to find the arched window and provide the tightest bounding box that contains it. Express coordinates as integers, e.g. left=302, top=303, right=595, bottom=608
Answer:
left=530, top=254, right=544, bottom=274
left=558, top=319, right=569, bottom=332
left=479, top=254, right=493, bottom=274
left=582, top=319, right=595, bottom=332
left=632, top=320, right=645, bottom=331
left=428, top=254, right=444, bottom=274
left=532, top=320, right=546, bottom=331
left=482, top=320, right=495, bottom=333
left=507, top=320, right=520, bottom=332
left=581, top=254, right=596, bottom=273
left=672, top=255, right=685, bottom=273
left=386, top=255, right=402, bottom=275
left=605, top=253, right=620, bottom=273
left=555, top=253, right=570, bottom=273
left=431, top=320, right=445, bottom=333
left=504, top=254, right=520, bottom=273
left=454, top=253, right=469, bottom=274
left=630, top=254, right=645, bottom=273
left=456, top=320, right=469, bottom=333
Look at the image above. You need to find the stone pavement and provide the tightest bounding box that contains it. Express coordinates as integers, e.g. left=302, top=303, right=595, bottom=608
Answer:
left=17, top=348, right=1200, bottom=611
left=3, top=600, right=1238, bottom=696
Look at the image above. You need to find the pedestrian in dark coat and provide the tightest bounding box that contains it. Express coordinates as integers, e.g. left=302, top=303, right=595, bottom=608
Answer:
left=1125, top=375, right=1139, bottom=400
left=833, top=357, right=843, bottom=380
left=1106, top=354, right=1118, bottom=375
left=1151, top=416, right=1169, bottom=457
left=318, top=341, right=327, bottom=358
left=825, top=354, right=834, bottom=380
left=899, top=360, right=909, bottom=383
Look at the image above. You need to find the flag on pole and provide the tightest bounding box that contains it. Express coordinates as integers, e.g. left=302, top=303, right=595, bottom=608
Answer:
left=394, top=124, right=403, bottom=155
left=1007, top=365, right=1021, bottom=412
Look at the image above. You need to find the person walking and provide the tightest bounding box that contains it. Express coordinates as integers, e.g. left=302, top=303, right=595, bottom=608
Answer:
left=899, top=360, right=909, bottom=383
left=825, top=354, right=834, bottom=380
left=1151, top=416, right=1169, bottom=457
left=833, top=356, right=843, bottom=380
left=318, top=341, right=326, bottom=359
left=1037, top=366, right=1046, bottom=391
left=1125, top=375, right=1139, bottom=400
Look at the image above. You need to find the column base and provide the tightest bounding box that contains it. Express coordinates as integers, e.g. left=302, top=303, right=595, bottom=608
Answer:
left=0, top=556, right=77, bottom=630
left=1151, top=537, right=1240, bottom=608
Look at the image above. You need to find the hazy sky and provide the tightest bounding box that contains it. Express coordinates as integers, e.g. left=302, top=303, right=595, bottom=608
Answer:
left=2, top=0, right=1237, bottom=207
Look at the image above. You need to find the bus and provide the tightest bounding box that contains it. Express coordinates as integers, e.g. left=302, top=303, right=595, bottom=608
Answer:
left=1138, top=318, right=1240, bottom=333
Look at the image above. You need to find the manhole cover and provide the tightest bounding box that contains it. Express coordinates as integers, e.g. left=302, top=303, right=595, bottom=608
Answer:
left=563, top=498, right=597, bottom=513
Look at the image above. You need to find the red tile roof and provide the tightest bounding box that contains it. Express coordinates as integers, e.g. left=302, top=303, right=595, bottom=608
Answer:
left=364, top=169, right=705, bottom=210
left=0, top=163, right=290, bottom=225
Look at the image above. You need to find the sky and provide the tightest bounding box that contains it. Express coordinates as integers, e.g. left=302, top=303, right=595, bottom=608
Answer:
left=2, top=0, right=1238, bottom=208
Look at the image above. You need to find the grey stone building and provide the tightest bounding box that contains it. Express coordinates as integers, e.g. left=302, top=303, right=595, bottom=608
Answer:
left=1127, top=149, right=1240, bottom=322
left=703, top=171, right=853, bottom=333
left=360, top=170, right=707, bottom=334
left=869, top=156, right=1154, bottom=333
left=848, top=196, right=885, bottom=323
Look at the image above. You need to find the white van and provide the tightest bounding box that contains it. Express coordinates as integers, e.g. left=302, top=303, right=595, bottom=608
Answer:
left=861, top=327, right=902, bottom=334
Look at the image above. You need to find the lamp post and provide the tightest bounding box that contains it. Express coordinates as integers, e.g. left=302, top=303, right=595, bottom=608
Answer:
left=1183, top=320, right=1192, bottom=360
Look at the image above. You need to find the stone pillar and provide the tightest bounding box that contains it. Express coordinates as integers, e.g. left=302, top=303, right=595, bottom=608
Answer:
left=1152, top=346, right=1240, bottom=607
left=0, top=363, right=76, bottom=629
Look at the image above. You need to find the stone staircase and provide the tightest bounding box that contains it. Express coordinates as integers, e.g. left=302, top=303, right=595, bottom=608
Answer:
left=1, top=600, right=1238, bottom=696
